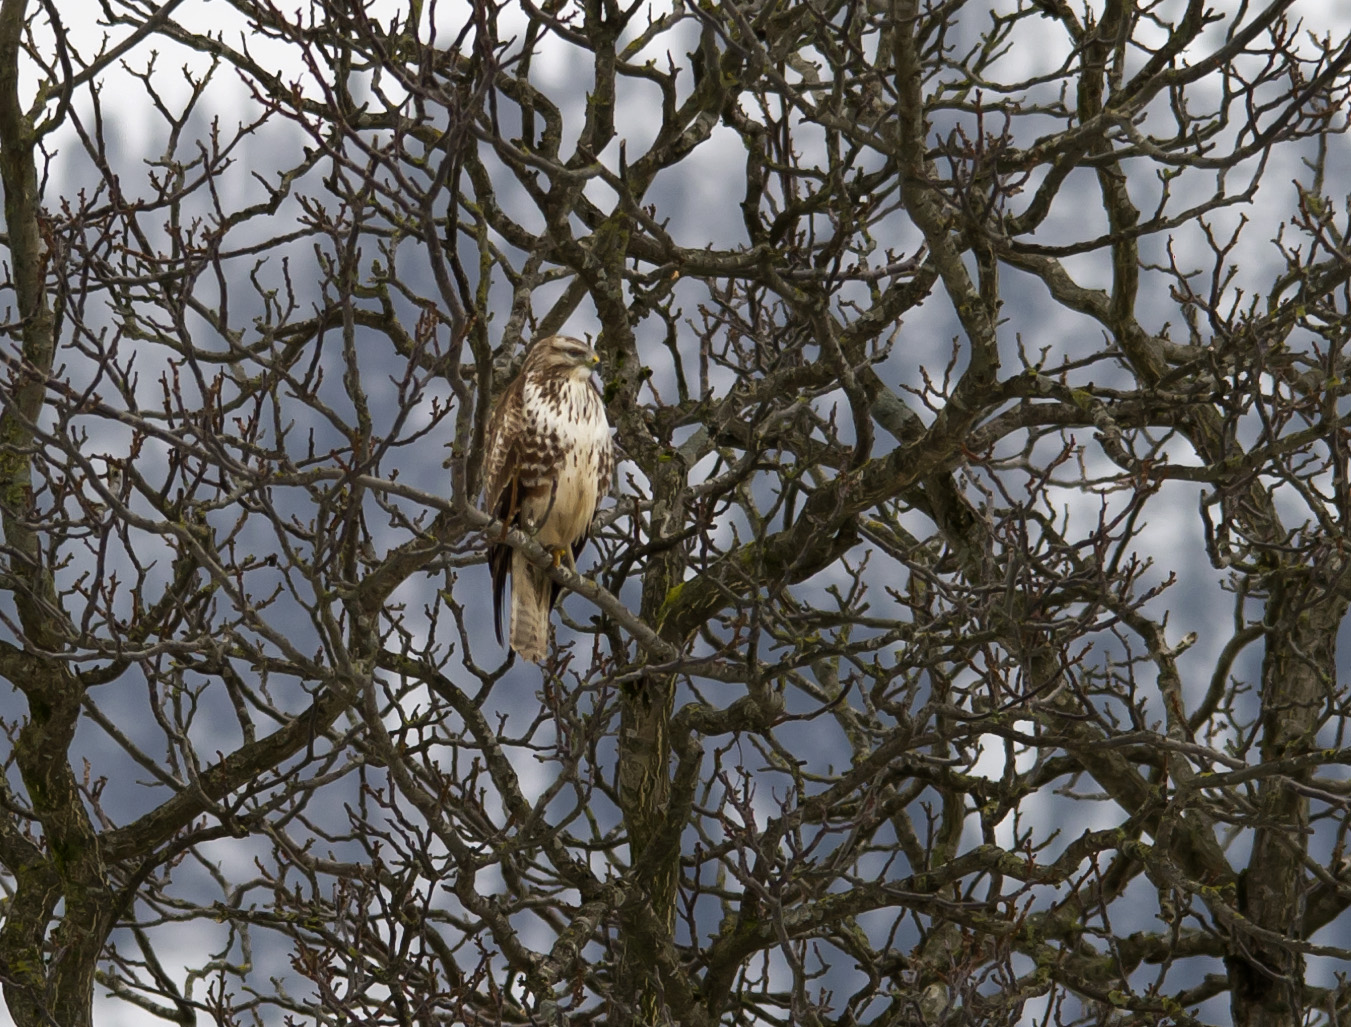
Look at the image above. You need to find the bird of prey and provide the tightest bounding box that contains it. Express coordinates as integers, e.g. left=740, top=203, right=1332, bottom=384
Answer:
left=481, top=335, right=614, bottom=663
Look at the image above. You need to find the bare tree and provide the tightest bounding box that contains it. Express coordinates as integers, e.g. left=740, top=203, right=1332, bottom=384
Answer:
left=1, top=0, right=1350, bottom=1025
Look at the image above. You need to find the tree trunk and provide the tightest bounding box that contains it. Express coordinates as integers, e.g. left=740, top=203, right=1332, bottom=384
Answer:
left=0, top=3, right=114, bottom=1025
left=614, top=453, right=686, bottom=1026
left=1231, top=572, right=1343, bottom=1026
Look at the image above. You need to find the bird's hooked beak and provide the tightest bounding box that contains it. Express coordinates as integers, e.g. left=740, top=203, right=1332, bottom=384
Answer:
left=567, top=345, right=601, bottom=382
left=578, top=345, right=601, bottom=375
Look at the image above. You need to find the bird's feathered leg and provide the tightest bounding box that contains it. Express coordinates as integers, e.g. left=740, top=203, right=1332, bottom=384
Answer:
left=535, top=478, right=570, bottom=568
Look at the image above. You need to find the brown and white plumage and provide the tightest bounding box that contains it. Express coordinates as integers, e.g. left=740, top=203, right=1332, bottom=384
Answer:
left=481, top=335, right=614, bottom=663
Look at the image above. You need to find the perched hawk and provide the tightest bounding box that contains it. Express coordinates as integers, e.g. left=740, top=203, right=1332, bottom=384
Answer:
left=481, top=335, right=614, bottom=663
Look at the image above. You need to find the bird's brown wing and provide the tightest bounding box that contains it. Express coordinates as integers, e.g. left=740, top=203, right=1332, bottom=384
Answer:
left=483, top=374, right=526, bottom=646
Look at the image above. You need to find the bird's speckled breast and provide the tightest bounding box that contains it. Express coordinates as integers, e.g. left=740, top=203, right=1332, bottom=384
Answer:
left=520, top=375, right=609, bottom=547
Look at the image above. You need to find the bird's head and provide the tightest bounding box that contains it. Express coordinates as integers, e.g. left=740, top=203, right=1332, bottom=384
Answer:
left=530, top=335, right=601, bottom=382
